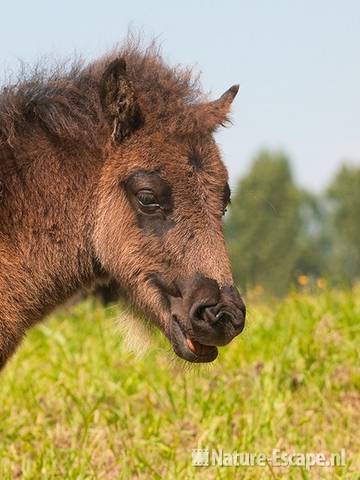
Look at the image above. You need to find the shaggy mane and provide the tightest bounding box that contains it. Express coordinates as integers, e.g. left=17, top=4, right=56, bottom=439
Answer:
left=0, top=37, right=206, bottom=148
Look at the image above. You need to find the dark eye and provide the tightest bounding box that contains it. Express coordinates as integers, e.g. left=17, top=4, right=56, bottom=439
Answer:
left=136, top=190, right=160, bottom=212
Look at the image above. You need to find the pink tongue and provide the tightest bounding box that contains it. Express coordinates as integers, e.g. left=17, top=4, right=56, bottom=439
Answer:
left=186, top=338, right=213, bottom=356
left=186, top=337, right=197, bottom=353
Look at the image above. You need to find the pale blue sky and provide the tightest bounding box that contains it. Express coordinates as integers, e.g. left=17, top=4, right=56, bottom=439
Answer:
left=1, top=1, right=359, bottom=191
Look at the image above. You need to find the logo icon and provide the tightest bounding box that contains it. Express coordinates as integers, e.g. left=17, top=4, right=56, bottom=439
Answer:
left=192, top=448, right=210, bottom=467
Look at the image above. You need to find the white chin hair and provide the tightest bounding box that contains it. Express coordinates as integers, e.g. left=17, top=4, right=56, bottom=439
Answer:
left=116, top=309, right=155, bottom=357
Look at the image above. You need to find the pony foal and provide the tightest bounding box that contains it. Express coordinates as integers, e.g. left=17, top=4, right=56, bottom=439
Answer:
left=0, top=41, right=246, bottom=369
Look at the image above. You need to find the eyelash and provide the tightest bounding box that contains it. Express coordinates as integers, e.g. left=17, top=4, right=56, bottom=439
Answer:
left=136, top=190, right=161, bottom=213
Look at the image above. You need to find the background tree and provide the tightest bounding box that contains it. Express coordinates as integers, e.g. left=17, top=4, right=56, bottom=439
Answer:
left=293, top=193, right=331, bottom=279
left=225, top=150, right=304, bottom=295
left=326, top=164, right=360, bottom=283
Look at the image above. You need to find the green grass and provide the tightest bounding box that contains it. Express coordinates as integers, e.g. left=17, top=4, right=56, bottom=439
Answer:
left=0, top=287, right=359, bottom=479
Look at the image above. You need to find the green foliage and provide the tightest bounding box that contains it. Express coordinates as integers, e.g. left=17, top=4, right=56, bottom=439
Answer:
left=225, top=150, right=360, bottom=294
left=294, top=193, right=332, bottom=279
left=327, top=165, right=360, bottom=282
left=225, top=150, right=303, bottom=295
left=0, top=292, right=359, bottom=479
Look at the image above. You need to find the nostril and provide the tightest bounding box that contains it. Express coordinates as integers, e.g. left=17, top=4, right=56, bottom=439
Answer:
left=193, top=304, right=218, bottom=323
left=215, top=311, right=234, bottom=324
left=216, top=309, right=245, bottom=332
left=193, top=302, right=245, bottom=333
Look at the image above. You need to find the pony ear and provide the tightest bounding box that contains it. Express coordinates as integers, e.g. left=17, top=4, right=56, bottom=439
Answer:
left=217, top=84, right=240, bottom=105
left=198, top=84, right=240, bottom=130
left=99, top=58, right=143, bottom=143
left=171, top=84, right=239, bottom=136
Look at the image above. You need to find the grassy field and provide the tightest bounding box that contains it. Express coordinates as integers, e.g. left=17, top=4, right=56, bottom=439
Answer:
left=0, top=287, right=359, bottom=479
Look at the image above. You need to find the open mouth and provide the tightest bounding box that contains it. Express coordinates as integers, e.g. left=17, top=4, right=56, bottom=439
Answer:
left=170, top=316, right=218, bottom=363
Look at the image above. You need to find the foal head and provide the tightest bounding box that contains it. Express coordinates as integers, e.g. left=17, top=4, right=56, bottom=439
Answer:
left=94, top=56, right=245, bottom=362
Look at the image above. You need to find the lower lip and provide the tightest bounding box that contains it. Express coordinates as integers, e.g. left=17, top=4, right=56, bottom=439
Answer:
left=186, top=337, right=217, bottom=357
left=186, top=343, right=218, bottom=362
left=171, top=317, right=218, bottom=362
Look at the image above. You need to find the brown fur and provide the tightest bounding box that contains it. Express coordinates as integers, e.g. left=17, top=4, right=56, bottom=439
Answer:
left=0, top=38, right=238, bottom=368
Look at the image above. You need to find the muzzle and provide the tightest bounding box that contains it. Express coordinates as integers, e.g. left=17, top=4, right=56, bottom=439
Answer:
left=168, top=273, right=246, bottom=362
